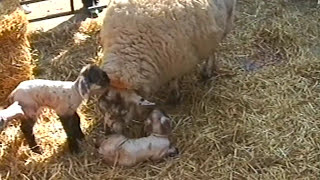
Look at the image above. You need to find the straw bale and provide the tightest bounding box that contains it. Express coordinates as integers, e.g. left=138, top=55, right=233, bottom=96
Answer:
left=0, top=0, right=33, bottom=103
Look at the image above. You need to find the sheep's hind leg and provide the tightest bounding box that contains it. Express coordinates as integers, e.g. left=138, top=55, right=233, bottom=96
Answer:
left=59, top=113, right=84, bottom=154
left=166, top=79, right=182, bottom=105
left=20, top=117, right=42, bottom=154
left=200, top=55, right=218, bottom=81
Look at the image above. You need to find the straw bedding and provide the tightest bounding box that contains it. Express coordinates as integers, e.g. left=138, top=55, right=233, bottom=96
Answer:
left=0, top=0, right=319, bottom=179
left=0, top=0, right=33, bottom=103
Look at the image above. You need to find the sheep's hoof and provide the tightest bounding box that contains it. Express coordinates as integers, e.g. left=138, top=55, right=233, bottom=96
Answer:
left=200, top=69, right=215, bottom=83
left=166, top=91, right=182, bottom=106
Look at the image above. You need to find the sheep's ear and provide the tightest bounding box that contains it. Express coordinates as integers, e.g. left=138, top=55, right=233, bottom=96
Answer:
left=126, top=92, right=156, bottom=106
left=134, top=96, right=155, bottom=106
left=79, top=76, right=90, bottom=100
left=138, top=98, right=155, bottom=106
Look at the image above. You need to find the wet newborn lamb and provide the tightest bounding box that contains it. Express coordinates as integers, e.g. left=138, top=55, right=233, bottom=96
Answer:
left=97, top=109, right=179, bottom=167
left=0, top=64, right=110, bottom=154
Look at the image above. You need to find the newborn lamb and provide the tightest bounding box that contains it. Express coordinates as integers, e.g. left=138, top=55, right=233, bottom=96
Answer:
left=0, top=64, right=110, bottom=154
left=97, top=109, right=179, bottom=167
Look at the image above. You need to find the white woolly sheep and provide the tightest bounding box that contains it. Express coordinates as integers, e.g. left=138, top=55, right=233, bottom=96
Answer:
left=0, top=64, right=110, bottom=154
left=98, top=0, right=237, bottom=131
left=97, top=109, right=179, bottom=167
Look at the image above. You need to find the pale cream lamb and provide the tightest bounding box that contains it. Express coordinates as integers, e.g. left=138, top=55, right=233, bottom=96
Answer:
left=0, top=64, right=110, bottom=154
left=97, top=109, right=179, bottom=167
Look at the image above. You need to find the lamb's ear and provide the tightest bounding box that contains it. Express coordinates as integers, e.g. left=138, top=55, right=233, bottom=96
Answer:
left=78, top=76, right=90, bottom=100
left=160, top=116, right=172, bottom=134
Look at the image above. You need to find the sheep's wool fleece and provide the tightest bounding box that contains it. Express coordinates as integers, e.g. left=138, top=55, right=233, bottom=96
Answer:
left=100, top=0, right=235, bottom=95
left=9, top=80, right=82, bottom=116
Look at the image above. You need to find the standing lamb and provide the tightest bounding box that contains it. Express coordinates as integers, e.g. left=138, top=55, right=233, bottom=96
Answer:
left=98, top=0, right=237, bottom=131
left=0, top=64, right=110, bottom=154
left=97, top=108, right=179, bottom=167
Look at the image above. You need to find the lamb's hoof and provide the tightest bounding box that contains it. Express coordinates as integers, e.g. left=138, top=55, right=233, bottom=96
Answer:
left=77, top=131, right=85, bottom=140
left=31, top=146, right=42, bottom=154
left=0, top=118, right=6, bottom=132
left=168, top=147, right=179, bottom=157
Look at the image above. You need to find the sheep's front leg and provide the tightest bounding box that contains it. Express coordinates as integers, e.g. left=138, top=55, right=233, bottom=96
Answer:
left=200, top=55, right=218, bottom=81
left=59, top=112, right=84, bottom=153
left=166, top=79, right=182, bottom=105
left=20, top=117, right=41, bottom=154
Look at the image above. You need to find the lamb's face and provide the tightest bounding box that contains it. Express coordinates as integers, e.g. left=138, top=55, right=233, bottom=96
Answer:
left=77, top=64, right=111, bottom=99
left=144, top=109, right=172, bottom=136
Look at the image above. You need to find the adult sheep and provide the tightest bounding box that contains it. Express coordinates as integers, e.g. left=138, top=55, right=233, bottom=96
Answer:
left=99, top=0, right=236, bottom=130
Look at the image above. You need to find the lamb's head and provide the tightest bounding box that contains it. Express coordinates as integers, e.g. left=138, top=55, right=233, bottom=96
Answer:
left=98, top=91, right=127, bottom=134
left=76, top=64, right=110, bottom=99
left=98, top=90, right=126, bottom=115
left=144, top=109, right=172, bottom=136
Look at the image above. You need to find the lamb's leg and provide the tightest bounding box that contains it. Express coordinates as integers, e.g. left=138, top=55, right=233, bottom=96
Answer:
left=123, top=104, right=136, bottom=124
left=201, top=54, right=235, bottom=81
left=20, top=117, right=41, bottom=154
left=59, top=113, right=84, bottom=153
left=72, top=112, right=85, bottom=140
left=166, top=79, right=182, bottom=105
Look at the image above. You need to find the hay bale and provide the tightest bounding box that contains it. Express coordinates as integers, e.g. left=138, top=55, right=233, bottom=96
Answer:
left=0, top=0, right=33, bottom=103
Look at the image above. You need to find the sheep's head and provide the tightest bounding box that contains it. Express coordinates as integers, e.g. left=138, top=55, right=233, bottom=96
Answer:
left=144, top=109, right=172, bottom=136
left=77, top=64, right=110, bottom=99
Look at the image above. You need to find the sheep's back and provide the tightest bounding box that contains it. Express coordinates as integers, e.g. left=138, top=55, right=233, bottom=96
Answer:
left=100, top=0, right=235, bottom=94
